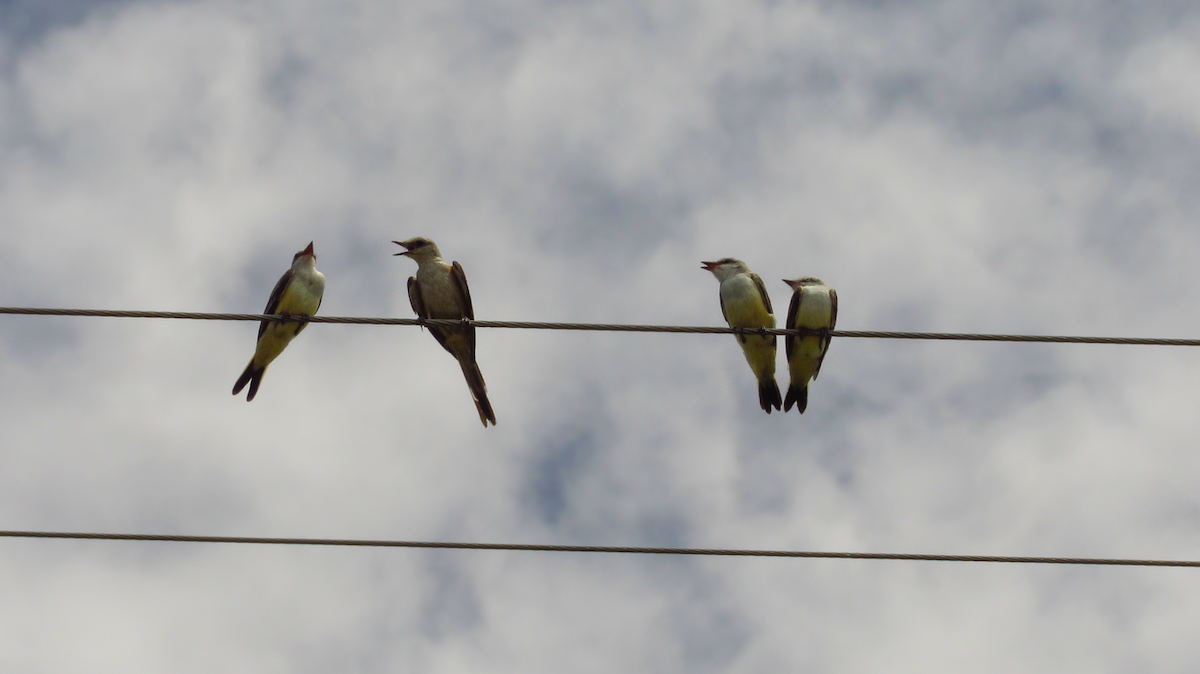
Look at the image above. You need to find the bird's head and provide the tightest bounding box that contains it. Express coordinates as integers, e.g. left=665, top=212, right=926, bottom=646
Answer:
left=782, top=276, right=825, bottom=290
left=701, top=257, right=748, bottom=282
left=292, top=241, right=316, bottom=264
left=393, top=237, right=441, bottom=262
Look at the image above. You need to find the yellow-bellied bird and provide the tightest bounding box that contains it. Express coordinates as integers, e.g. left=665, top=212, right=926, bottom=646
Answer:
left=702, top=258, right=782, bottom=413
left=781, top=277, right=837, bottom=414
left=394, top=237, right=496, bottom=427
left=233, top=242, right=326, bottom=402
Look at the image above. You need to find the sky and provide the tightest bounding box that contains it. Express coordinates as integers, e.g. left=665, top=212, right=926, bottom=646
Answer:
left=4, top=0, right=1200, bottom=671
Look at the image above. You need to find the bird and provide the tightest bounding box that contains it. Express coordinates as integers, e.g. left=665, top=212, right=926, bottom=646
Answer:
left=781, top=276, right=837, bottom=414
left=702, top=258, right=782, bottom=413
left=394, top=237, right=496, bottom=427
left=233, top=241, right=325, bottom=402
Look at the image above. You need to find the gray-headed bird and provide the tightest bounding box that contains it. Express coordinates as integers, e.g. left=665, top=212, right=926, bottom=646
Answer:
left=702, top=258, right=782, bottom=414
left=233, top=241, right=326, bottom=401
left=781, top=277, right=837, bottom=414
left=394, top=237, right=496, bottom=427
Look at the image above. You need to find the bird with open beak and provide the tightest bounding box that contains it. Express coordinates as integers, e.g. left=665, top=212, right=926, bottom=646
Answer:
left=233, top=242, right=325, bottom=401
left=702, top=258, right=782, bottom=414
left=781, top=276, right=837, bottom=414
left=394, top=237, right=496, bottom=427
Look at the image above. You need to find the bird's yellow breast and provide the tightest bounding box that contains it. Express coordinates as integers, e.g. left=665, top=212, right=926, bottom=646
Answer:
left=416, top=263, right=466, bottom=319
left=792, top=287, right=832, bottom=360
left=276, top=274, right=324, bottom=316
left=720, top=276, right=774, bottom=328
left=793, top=288, right=833, bottom=330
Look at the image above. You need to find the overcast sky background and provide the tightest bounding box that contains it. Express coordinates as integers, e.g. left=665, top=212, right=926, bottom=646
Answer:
left=4, top=0, right=1200, bottom=671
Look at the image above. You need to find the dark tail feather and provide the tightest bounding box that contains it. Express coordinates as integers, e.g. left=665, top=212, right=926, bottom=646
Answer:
left=460, top=358, right=497, bottom=427
left=233, top=361, right=266, bottom=402
left=783, top=383, right=808, bottom=414
left=758, top=377, right=782, bottom=414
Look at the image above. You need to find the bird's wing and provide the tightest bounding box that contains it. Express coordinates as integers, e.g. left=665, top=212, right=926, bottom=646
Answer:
left=829, top=288, right=837, bottom=331
left=410, top=276, right=451, bottom=354
left=258, top=267, right=295, bottom=340
left=785, top=286, right=801, bottom=362
left=750, top=273, right=776, bottom=347
left=814, top=288, right=837, bottom=378
left=407, top=276, right=426, bottom=318
left=750, top=273, right=773, bottom=314
left=451, top=261, right=477, bottom=356
left=718, top=289, right=740, bottom=343
left=450, top=262, right=475, bottom=319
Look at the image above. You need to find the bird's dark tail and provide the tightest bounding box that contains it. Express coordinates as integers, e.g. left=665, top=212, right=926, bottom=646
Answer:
left=758, top=377, right=783, bottom=414
left=460, top=358, right=497, bottom=427
left=232, top=361, right=267, bottom=402
left=783, top=383, right=808, bottom=414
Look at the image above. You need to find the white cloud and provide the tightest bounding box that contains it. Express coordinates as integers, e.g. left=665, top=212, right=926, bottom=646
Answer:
left=4, top=0, right=1200, bottom=671
left=1119, top=22, right=1200, bottom=135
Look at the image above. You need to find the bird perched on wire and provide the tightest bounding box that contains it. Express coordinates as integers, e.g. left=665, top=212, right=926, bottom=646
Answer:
left=233, top=241, right=325, bottom=401
left=394, top=237, right=496, bottom=427
left=702, top=257, right=782, bottom=414
left=781, top=277, right=837, bottom=414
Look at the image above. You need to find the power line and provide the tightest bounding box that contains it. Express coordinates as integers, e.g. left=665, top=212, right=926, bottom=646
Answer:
left=2, top=307, right=1198, bottom=345
left=1, top=530, right=1197, bottom=567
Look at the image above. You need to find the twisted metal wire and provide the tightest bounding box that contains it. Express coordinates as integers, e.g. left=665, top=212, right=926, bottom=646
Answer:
left=1, top=530, right=1196, bottom=566
left=2, top=307, right=1198, bottom=344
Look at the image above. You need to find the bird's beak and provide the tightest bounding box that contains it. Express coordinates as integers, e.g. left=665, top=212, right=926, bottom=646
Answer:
left=392, top=240, right=413, bottom=257
left=302, top=242, right=315, bottom=257
left=781, top=278, right=798, bottom=289
left=700, top=261, right=720, bottom=271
